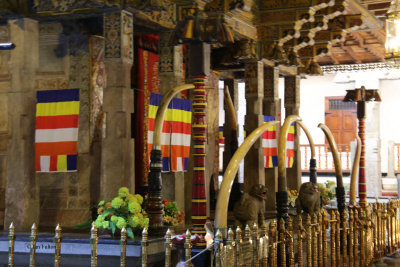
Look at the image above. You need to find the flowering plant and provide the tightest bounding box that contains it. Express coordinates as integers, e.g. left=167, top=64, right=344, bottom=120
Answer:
left=318, top=181, right=336, bottom=205
left=95, top=187, right=148, bottom=240
left=163, top=199, right=185, bottom=227
left=288, top=189, right=299, bottom=208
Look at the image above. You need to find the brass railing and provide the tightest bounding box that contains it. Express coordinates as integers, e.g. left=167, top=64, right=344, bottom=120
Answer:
left=5, top=199, right=400, bottom=266
left=301, top=144, right=351, bottom=172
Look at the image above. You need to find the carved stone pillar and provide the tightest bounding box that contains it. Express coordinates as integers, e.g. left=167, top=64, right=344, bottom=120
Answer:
left=244, top=61, right=265, bottom=193
left=263, top=66, right=280, bottom=211
left=5, top=18, right=40, bottom=231
left=158, top=32, right=186, bottom=211
left=101, top=11, right=134, bottom=199
left=284, top=75, right=302, bottom=191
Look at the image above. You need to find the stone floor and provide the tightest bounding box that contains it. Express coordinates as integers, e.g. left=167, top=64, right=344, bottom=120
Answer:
left=374, top=252, right=400, bottom=267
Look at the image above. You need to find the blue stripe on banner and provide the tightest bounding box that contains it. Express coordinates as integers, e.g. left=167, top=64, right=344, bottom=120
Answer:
left=171, top=97, right=192, bottom=112
left=272, top=156, right=278, bottom=167
left=162, top=157, right=170, bottom=172
left=67, top=155, right=77, bottom=171
left=37, top=89, right=80, bottom=103
left=184, top=157, right=189, bottom=170
left=264, top=115, right=275, bottom=122
left=149, top=93, right=163, bottom=107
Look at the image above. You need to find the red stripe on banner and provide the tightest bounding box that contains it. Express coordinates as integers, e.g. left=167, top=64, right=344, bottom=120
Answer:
left=148, top=118, right=155, bottom=131
left=171, top=121, right=191, bottom=134
left=36, top=141, right=77, bottom=155
left=263, top=147, right=278, bottom=156
left=50, top=155, right=57, bottom=172
left=287, top=133, right=294, bottom=141
left=36, top=115, right=79, bottom=129
left=162, top=121, right=172, bottom=133
left=262, top=130, right=276, bottom=139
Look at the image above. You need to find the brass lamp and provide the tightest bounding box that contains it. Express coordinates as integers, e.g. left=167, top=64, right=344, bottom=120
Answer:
left=386, top=0, right=400, bottom=62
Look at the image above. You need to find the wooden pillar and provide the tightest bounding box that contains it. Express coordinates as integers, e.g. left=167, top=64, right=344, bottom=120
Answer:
left=284, top=75, right=302, bottom=191
left=5, top=18, right=40, bottom=231
left=263, top=66, right=280, bottom=211
left=101, top=11, right=134, bottom=199
left=244, top=61, right=265, bottom=193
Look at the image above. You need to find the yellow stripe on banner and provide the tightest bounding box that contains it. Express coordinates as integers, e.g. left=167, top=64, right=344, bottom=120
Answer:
left=289, top=125, right=295, bottom=134
left=268, top=157, right=273, bottom=167
left=148, top=105, right=159, bottom=119
left=192, top=216, right=207, bottom=220
left=171, top=109, right=192, bottom=123
left=192, top=199, right=207, bottom=203
left=57, top=155, right=67, bottom=171
left=36, top=101, right=80, bottom=116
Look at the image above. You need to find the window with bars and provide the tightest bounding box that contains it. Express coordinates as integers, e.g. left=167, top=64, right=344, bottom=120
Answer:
left=328, top=100, right=356, bottom=110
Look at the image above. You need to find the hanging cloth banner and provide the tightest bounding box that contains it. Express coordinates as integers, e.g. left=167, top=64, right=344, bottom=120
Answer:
left=148, top=93, right=192, bottom=172
left=262, top=116, right=295, bottom=168
left=35, top=88, right=80, bottom=172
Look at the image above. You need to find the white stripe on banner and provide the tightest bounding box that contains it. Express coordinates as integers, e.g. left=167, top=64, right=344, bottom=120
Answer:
left=286, top=141, right=294, bottom=150
left=171, top=133, right=191, bottom=146
left=262, top=139, right=278, bottom=148
left=147, top=131, right=171, bottom=146
left=40, top=155, right=50, bottom=172
left=35, top=128, right=78, bottom=143
left=176, top=157, right=183, bottom=171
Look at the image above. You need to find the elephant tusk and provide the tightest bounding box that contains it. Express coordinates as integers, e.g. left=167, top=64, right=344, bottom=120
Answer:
left=214, top=120, right=280, bottom=230
left=296, top=121, right=317, bottom=183
left=224, top=85, right=238, bottom=132
left=278, top=115, right=302, bottom=192
left=318, top=123, right=343, bottom=187
left=350, top=136, right=361, bottom=205
left=153, top=84, right=195, bottom=148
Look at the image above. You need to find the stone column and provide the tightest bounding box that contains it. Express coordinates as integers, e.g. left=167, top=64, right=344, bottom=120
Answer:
left=284, top=75, right=302, bottom=191
left=244, top=61, right=265, bottom=193
left=158, top=32, right=186, bottom=211
left=101, top=11, right=134, bottom=199
left=5, top=18, right=40, bottom=231
left=263, top=66, right=280, bottom=211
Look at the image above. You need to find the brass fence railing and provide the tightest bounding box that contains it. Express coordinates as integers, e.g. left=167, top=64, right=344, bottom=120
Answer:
left=5, top=199, right=400, bottom=266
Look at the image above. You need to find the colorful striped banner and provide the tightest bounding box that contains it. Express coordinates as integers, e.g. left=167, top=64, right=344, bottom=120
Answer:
left=35, top=89, right=80, bottom=172
left=147, top=93, right=192, bottom=172
left=262, top=116, right=295, bottom=168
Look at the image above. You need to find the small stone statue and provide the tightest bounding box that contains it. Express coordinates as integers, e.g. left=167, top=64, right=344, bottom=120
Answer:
left=295, top=182, right=320, bottom=215
left=233, top=184, right=267, bottom=228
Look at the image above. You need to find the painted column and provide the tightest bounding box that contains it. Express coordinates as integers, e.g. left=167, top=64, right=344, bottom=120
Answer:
left=244, top=61, right=265, bottom=193
left=357, top=101, right=367, bottom=207
left=284, top=75, right=302, bottom=191
left=101, top=11, right=134, bottom=199
left=263, top=66, right=280, bottom=211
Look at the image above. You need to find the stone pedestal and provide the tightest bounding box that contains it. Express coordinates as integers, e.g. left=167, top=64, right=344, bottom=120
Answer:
left=4, top=18, right=40, bottom=231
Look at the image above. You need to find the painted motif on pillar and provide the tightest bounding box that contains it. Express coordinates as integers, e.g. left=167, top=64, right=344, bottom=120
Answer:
left=32, top=0, right=121, bottom=13
left=121, top=11, right=134, bottom=64
left=89, top=36, right=106, bottom=142
left=245, top=61, right=263, bottom=95
left=104, top=13, right=121, bottom=59
left=260, top=0, right=311, bottom=9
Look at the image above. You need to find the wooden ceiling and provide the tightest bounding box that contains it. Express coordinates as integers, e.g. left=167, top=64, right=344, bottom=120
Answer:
left=318, top=0, right=389, bottom=66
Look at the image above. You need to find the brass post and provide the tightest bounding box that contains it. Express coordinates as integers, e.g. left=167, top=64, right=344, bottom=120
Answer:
left=120, top=227, right=127, bottom=267
left=8, top=222, right=15, bottom=267
left=270, top=220, right=277, bottom=267
left=141, top=227, right=148, bottom=267
left=306, top=214, right=312, bottom=267
left=165, top=229, right=172, bottom=267
left=349, top=209, right=354, bottom=267
left=322, top=211, right=328, bottom=267
left=317, top=212, right=323, bottom=267
left=252, top=223, right=259, bottom=266
left=54, top=224, right=62, bottom=267
left=244, top=224, right=250, bottom=242
left=335, top=210, right=340, bottom=267
left=261, top=223, right=268, bottom=267
left=296, top=215, right=304, bottom=267
left=90, top=222, right=98, bottom=267
left=279, top=219, right=286, bottom=267
left=227, top=228, right=235, bottom=265
left=29, top=223, right=38, bottom=267
left=330, top=210, right=336, bottom=267
left=215, top=230, right=222, bottom=267
left=287, top=217, right=294, bottom=267
left=184, top=229, right=192, bottom=267
left=312, top=214, right=318, bottom=267
left=373, top=203, right=378, bottom=258
left=342, top=210, right=348, bottom=267
left=354, top=210, right=359, bottom=267
left=389, top=201, right=394, bottom=253
left=360, top=209, right=366, bottom=267
left=235, top=226, right=242, bottom=267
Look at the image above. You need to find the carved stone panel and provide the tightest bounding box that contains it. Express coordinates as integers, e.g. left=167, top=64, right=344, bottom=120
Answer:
left=33, top=0, right=120, bottom=13
left=104, top=13, right=121, bottom=59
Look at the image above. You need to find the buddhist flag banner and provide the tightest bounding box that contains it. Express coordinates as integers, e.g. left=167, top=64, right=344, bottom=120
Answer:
left=148, top=93, right=192, bottom=172
left=35, top=89, right=80, bottom=172
left=262, top=116, right=278, bottom=168
left=148, top=93, right=171, bottom=172
left=286, top=122, right=295, bottom=168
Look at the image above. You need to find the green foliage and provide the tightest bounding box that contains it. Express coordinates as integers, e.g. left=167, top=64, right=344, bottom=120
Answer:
left=318, top=180, right=336, bottom=205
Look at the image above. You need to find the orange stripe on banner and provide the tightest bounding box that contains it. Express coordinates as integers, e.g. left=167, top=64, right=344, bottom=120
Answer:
left=170, top=145, right=190, bottom=158
left=36, top=141, right=77, bottom=155
left=286, top=149, right=295, bottom=157
left=161, top=145, right=170, bottom=157
left=171, top=121, right=191, bottom=134
left=263, top=147, right=278, bottom=156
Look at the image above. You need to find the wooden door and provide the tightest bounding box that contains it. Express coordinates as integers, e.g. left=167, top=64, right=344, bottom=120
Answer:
left=325, top=97, right=357, bottom=151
